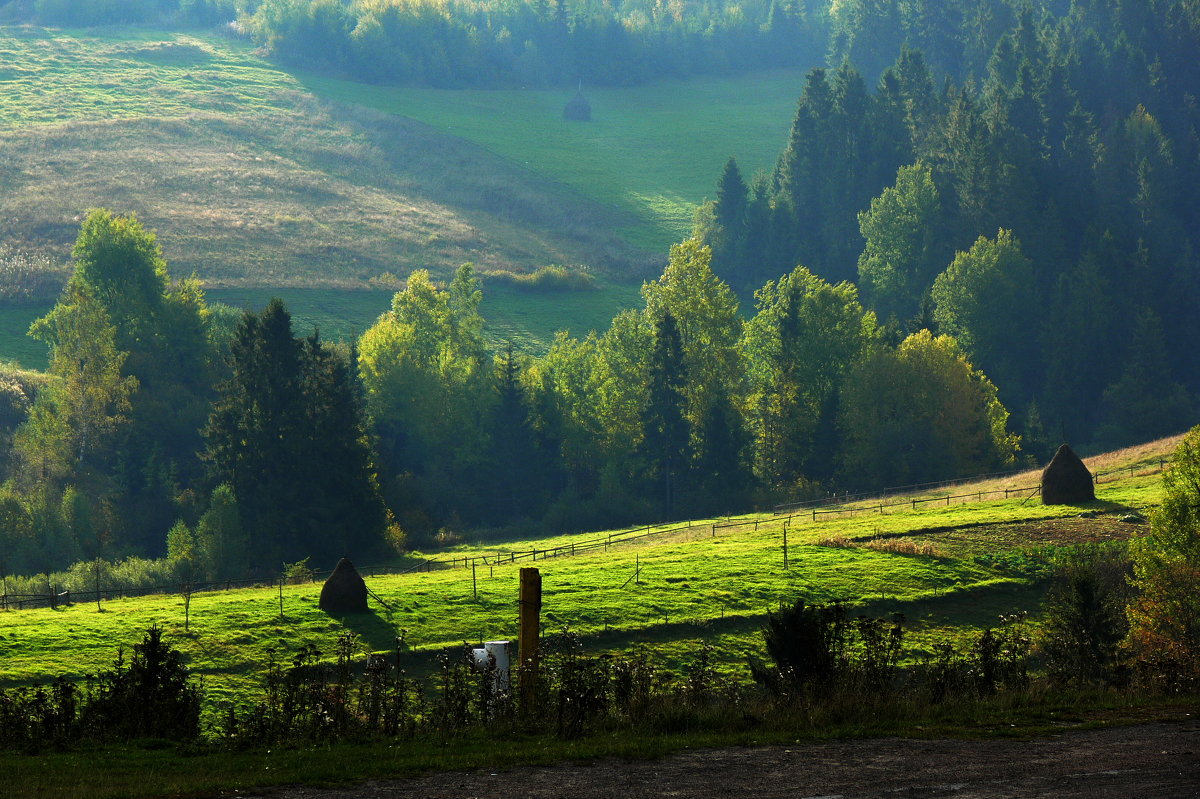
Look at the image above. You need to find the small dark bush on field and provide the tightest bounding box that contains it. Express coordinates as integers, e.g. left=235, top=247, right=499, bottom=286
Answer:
left=750, top=600, right=904, bottom=699
left=916, top=613, right=1032, bottom=701
left=1039, top=543, right=1132, bottom=687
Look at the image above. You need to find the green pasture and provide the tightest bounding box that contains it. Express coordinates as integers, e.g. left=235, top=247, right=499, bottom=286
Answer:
left=0, top=280, right=643, bottom=369
left=205, top=280, right=642, bottom=356
left=0, top=26, right=802, bottom=265
left=0, top=467, right=1163, bottom=717
left=0, top=305, right=44, bottom=369
left=0, top=27, right=297, bottom=123
left=298, top=70, right=802, bottom=250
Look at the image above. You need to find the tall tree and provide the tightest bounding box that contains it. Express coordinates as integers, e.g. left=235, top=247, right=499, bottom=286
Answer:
left=205, top=299, right=304, bottom=569
left=206, top=300, right=385, bottom=568
left=642, top=311, right=689, bottom=518
left=741, top=265, right=876, bottom=492
left=838, top=330, right=1018, bottom=490
left=857, top=162, right=946, bottom=321
left=19, top=285, right=137, bottom=490
left=931, top=229, right=1040, bottom=406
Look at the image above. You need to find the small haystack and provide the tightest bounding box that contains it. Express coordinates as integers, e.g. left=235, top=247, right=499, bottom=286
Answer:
left=1041, top=444, right=1095, bottom=505
left=563, top=88, right=591, bottom=121
left=319, top=558, right=369, bottom=613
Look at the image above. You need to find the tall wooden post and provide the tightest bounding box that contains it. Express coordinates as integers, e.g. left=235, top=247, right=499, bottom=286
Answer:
left=518, top=567, right=541, bottom=704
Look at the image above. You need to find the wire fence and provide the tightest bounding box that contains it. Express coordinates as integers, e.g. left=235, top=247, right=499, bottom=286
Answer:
left=0, top=457, right=1170, bottom=612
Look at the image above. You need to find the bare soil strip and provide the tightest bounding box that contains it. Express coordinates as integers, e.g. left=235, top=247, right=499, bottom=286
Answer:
left=253, top=720, right=1199, bottom=799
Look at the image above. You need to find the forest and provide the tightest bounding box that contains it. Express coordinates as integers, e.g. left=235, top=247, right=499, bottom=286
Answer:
left=0, top=0, right=1197, bottom=586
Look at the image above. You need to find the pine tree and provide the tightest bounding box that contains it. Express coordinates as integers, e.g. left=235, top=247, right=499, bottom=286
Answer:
left=642, top=312, right=689, bottom=518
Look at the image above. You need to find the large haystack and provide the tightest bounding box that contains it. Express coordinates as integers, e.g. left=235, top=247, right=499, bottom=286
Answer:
left=563, top=89, right=591, bottom=121
left=319, top=558, right=369, bottom=613
left=1041, top=444, right=1095, bottom=505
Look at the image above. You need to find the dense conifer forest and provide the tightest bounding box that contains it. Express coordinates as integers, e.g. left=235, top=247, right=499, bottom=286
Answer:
left=0, top=0, right=1196, bottom=586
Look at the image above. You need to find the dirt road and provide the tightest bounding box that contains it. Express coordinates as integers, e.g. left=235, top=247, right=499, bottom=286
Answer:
left=258, top=720, right=1198, bottom=798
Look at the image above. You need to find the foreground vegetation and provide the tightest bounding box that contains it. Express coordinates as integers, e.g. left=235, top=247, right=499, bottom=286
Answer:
left=0, top=447, right=1170, bottom=706
left=4, top=428, right=1199, bottom=798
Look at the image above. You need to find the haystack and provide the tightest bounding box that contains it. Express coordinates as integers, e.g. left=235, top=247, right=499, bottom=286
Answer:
left=1041, top=444, right=1094, bottom=505
left=319, top=558, right=369, bottom=613
left=563, top=89, right=591, bottom=121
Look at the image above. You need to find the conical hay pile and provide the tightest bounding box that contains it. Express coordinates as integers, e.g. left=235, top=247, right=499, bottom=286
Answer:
left=1041, top=444, right=1095, bottom=505
left=563, top=89, right=591, bottom=121
left=319, top=557, right=369, bottom=613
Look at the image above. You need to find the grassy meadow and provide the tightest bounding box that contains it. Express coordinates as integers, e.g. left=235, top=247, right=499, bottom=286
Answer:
left=0, top=25, right=804, bottom=278
left=0, top=25, right=805, bottom=367
left=0, top=279, right=645, bottom=369
left=0, top=440, right=1171, bottom=718
left=298, top=70, right=801, bottom=251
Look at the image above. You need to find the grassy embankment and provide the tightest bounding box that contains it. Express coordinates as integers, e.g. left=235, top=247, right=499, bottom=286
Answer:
left=0, top=438, right=1175, bottom=712
left=0, top=27, right=804, bottom=368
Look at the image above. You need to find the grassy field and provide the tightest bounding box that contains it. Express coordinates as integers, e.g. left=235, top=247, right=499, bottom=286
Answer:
left=0, top=26, right=804, bottom=276
left=0, top=439, right=1171, bottom=718
left=0, top=25, right=804, bottom=368
left=0, top=279, right=644, bottom=369
left=0, top=27, right=643, bottom=288
left=299, top=70, right=801, bottom=251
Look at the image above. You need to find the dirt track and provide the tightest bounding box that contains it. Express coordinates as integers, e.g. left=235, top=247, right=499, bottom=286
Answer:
left=257, top=720, right=1199, bottom=798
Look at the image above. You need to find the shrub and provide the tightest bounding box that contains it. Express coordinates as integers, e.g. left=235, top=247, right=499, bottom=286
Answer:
left=0, top=626, right=201, bottom=750
left=917, top=613, right=1032, bottom=700
left=750, top=600, right=904, bottom=698
left=481, top=265, right=598, bottom=293
left=81, top=625, right=201, bottom=741
left=1127, top=426, right=1200, bottom=687
left=1039, top=544, right=1131, bottom=686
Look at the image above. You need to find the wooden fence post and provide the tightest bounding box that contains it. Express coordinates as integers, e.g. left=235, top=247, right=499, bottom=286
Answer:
left=518, top=568, right=542, bottom=707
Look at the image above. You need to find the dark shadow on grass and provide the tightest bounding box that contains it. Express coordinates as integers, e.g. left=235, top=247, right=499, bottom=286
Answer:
left=325, top=608, right=403, bottom=651
left=858, top=581, right=1046, bottom=628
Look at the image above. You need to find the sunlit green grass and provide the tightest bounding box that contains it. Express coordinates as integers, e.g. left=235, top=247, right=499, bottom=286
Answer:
left=0, top=467, right=1164, bottom=717
left=0, top=305, right=44, bottom=369
left=0, top=26, right=803, bottom=261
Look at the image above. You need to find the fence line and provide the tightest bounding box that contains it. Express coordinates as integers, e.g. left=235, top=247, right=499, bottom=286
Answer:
left=1, top=457, right=1169, bottom=611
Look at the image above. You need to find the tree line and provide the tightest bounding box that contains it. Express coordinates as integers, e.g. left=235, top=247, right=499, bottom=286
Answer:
left=17, top=0, right=1178, bottom=93
left=0, top=211, right=1019, bottom=581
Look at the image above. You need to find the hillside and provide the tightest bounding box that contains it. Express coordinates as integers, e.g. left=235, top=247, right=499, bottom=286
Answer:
left=0, top=435, right=1176, bottom=712
left=0, top=28, right=640, bottom=287
left=0, top=27, right=801, bottom=284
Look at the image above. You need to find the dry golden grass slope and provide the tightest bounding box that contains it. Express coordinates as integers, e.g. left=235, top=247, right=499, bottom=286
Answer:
left=0, top=29, right=647, bottom=287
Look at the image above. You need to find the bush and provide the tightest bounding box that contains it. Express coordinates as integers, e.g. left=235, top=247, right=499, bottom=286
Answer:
left=917, top=613, right=1032, bottom=700
left=1039, top=544, right=1131, bottom=686
left=1127, top=426, right=1200, bottom=687
left=750, top=600, right=904, bottom=698
left=0, top=626, right=200, bottom=751
left=81, top=625, right=201, bottom=741
left=481, top=266, right=598, bottom=293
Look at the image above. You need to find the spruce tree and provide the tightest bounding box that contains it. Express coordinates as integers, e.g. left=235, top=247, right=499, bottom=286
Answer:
left=642, top=312, right=689, bottom=518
